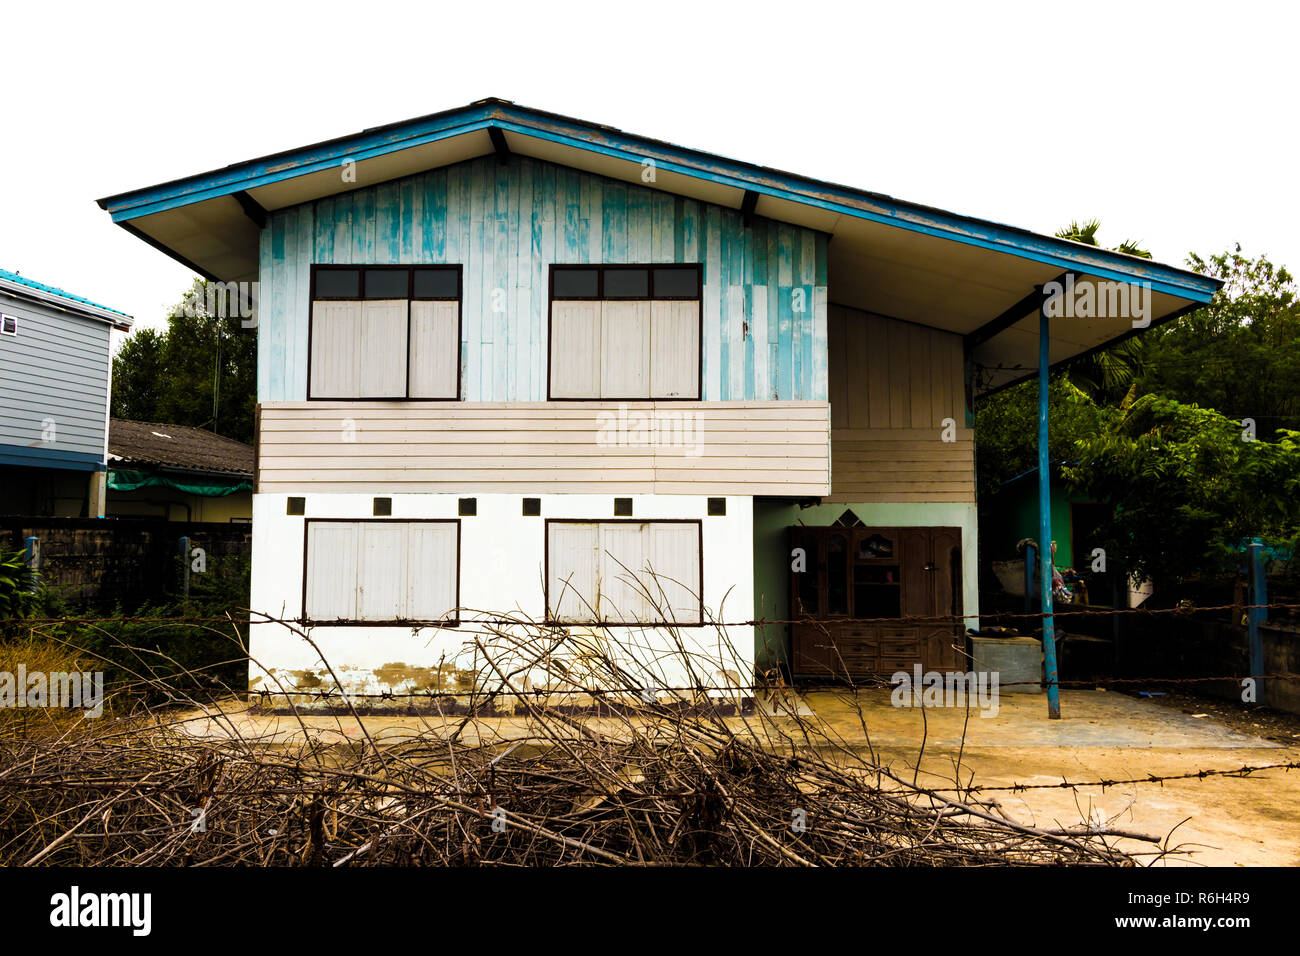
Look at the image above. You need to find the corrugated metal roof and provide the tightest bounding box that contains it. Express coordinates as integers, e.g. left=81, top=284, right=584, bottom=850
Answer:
left=0, top=267, right=133, bottom=326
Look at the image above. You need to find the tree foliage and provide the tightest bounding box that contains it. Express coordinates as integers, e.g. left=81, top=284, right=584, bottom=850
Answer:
left=1136, top=245, right=1300, bottom=435
left=976, top=242, right=1300, bottom=590
left=110, top=279, right=257, bottom=444
left=1062, top=394, right=1300, bottom=591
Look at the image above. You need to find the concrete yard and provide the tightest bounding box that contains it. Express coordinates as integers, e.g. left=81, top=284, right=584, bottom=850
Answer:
left=174, top=688, right=1300, bottom=867
left=802, top=688, right=1300, bottom=867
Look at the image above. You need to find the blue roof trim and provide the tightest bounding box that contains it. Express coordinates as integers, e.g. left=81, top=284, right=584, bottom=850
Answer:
left=97, top=100, right=1221, bottom=304
left=0, top=443, right=105, bottom=472
left=0, top=268, right=132, bottom=322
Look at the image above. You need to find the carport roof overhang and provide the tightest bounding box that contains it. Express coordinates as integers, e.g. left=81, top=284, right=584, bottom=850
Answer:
left=97, top=98, right=1220, bottom=395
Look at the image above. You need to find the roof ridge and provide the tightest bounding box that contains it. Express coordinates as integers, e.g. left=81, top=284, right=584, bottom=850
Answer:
left=0, top=267, right=132, bottom=320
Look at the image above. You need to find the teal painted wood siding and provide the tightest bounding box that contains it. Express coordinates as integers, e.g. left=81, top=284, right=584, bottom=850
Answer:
left=258, top=156, right=828, bottom=403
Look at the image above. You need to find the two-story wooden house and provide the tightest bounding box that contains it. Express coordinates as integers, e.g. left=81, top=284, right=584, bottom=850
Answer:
left=0, top=268, right=133, bottom=518
left=97, top=99, right=1218, bottom=699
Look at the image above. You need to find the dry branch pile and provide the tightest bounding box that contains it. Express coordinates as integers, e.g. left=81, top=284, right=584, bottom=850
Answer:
left=0, top=617, right=1159, bottom=867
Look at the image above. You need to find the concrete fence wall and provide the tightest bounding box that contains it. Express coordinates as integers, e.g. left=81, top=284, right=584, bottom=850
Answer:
left=1, top=516, right=250, bottom=609
left=1118, top=610, right=1300, bottom=714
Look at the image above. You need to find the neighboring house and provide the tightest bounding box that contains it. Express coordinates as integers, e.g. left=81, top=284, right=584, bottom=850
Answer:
left=983, top=462, right=1111, bottom=572
left=0, top=268, right=132, bottom=518
left=107, top=418, right=253, bottom=523
left=981, top=462, right=1116, bottom=607
left=97, top=98, right=1219, bottom=697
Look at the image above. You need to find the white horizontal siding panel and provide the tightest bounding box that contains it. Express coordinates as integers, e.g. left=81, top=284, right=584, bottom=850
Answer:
left=359, top=300, right=408, bottom=398
left=257, top=401, right=833, bottom=495
left=409, top=301, right=459, bottom=399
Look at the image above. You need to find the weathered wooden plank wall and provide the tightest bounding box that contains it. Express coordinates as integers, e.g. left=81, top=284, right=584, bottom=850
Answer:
left=826, top=303, right=974, bottom=503
left=259, top=155, right=828, bottom=404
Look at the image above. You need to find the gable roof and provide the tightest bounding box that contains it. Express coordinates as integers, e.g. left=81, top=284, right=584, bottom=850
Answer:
left=0, top=268, right=133, bottom=330
left=108, top=418, right=253, bottom=477
left=96, top=97, right=1220, bottom=394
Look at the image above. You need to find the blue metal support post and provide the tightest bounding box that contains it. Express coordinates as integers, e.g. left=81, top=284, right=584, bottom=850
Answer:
left=1038, top=294, right=1060, bottom=718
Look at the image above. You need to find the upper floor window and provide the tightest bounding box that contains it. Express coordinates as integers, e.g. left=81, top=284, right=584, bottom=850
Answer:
left=548, top=264, right=701, bottom=400
left=309, top=265, right=460, bottom=400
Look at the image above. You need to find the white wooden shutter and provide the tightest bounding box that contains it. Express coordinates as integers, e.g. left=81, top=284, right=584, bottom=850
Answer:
left=598, top=522, right=651, bottom=622
left=600, top=300, right=651, bottom=398
left=407, top=523, right=458, bottom=621
left=646, top=522, right=702, bottom=623
left=357, top=523, right=407, bottom=620
left=305, top=522, right=360, bottom=621
left=650, top=300, right=700, bottom=398
left=310, top=301, right=362, bottom=398
left=359, top=300, right=409, bottom=398
left=409, top=301, right=459, bottom=398
left=546, top=522, right=702, bottom=624
left=549, top=301, right=601, bottom=398
left=547, top=523, right=599, bottom=621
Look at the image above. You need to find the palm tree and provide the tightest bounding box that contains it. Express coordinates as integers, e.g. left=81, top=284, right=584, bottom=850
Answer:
left=1053, top=220, right=1152, bottom=400
left=1055, top=218, right=1152, bottom=259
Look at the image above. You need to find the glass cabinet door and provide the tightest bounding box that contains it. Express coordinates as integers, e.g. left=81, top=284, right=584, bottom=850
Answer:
left=826, top=531, right=849, bottom=616
left=853, top=529, right=902, bottom=618
left=790, top=528, right=820, bottom=616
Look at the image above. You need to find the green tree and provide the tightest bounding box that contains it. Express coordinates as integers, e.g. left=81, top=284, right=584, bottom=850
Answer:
left=974, top=377, right=1103, bottom=499
left=111, top=279, right=257, bottom=444
left=1052, top=219, right=1152, bottom=401
left=1136, top=246, right=1300, bottom=435
left=1062, top=394, right=1300, bottom=592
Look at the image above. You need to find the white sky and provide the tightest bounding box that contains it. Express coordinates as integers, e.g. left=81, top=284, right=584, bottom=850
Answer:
left=1, top=0, right=1295, bottom=341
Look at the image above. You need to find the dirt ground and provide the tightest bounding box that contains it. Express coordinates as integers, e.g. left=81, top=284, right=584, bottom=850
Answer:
left=800, top=687, right=1300, bottom=867
left=174, top=687, right=1300, bottom=867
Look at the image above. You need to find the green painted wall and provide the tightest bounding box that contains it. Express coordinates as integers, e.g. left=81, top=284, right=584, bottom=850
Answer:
left=983, top=475, right=1090, bottom=567
left=751, top=499, right=979, bottom=674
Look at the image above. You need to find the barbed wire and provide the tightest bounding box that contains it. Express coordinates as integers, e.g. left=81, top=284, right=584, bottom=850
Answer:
left=942, top=760, right=1300, bottom=794
left=4, top=599, right=1299, bottom=629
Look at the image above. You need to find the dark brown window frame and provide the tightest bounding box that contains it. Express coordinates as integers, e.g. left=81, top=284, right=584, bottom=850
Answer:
left=300, top=517, right=462, bottom=627
left=543, top=517, right=705, bottom=627
left=546, top=263, right=704, bottom=401
left=307, top=264, right=463, bottom=402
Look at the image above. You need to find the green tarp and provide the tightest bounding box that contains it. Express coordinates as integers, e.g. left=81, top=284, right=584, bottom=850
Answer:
left=107, top=469, right=251, bottom=497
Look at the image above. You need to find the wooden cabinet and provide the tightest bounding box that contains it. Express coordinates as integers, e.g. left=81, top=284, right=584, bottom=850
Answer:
left=789, top=525, right=964, bottom=681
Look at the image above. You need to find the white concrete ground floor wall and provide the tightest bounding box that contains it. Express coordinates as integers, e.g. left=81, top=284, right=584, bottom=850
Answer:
left=248, top=492, right=754, bottom=702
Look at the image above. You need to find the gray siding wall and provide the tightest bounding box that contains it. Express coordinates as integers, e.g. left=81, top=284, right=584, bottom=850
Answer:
left=0, top=290, right=111, bottom=462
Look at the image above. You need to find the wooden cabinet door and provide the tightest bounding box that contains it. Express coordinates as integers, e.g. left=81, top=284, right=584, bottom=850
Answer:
left=899, top=527, right=934, bottom=619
